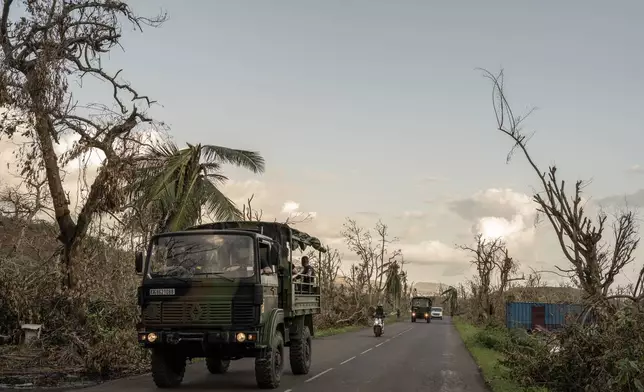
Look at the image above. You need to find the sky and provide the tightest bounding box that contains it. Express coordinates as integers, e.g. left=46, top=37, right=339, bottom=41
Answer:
left=2, top=0, right=644, bottom=287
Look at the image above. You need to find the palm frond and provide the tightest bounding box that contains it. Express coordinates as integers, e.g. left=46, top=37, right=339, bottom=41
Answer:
left=201, top=145, right=265, bottom=174
left=165, top=166, right=203, bottom=232
left=147, top=140, right=180, bottom=158
left=201, top=180, right=243, bottom=221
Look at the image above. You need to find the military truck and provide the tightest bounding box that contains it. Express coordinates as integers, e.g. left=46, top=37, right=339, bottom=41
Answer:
left=134, top=221, right=325, bottom=389
left=410, top=296, right=433, bottom=323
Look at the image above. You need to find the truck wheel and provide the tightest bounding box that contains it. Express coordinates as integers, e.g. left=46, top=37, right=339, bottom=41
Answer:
left=426, top=317, right=430, bottom=323
left=411, top=318, right=416, bottom=322
left=289, top=326, right=312, bottom=375
left=255, top=331, right=284, bottom=389
left=206, top=357, right=231, bottom=374
left=151, top=348, right=186, bottom=388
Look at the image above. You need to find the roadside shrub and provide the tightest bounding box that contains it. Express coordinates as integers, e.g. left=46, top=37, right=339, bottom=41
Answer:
left=502, top=308, right=644, bottom=392
left=0, top=220, right=148, bottom=385
left=472, top=324, right=511, bottom=351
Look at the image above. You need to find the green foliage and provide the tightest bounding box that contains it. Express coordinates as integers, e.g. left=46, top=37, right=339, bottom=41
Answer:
left=128, top=142, right=265, bottom=232
left=473, top=326, right=511, bottom=351
left=454, top=318, right=548, bottom=392
left=502, top=308, right=644, bottom=392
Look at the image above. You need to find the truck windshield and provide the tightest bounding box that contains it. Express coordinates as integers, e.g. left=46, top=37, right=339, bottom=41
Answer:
left=412, top=298, right=430, bottom=307
left=148, top=234, right=255, bottom=278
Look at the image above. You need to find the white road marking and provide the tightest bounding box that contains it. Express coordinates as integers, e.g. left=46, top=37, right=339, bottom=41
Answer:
left=305, top=368, right=334, bottom=383
left=397, top=327, right=413, bottom=336
left=284, top=390, right=292, bottom=392
left=375, top=342, right=384, bottom=347
left=340, top=356, right=356, bottom=365
left=361, top=347, right=373, bottom=354
left=385, top=338, right=391, bottom=342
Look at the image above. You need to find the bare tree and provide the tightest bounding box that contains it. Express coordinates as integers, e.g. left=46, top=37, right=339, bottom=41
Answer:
left=241, top=194, right=263, bottom=222
left=374, top=220, right=402, bottom=302
left=311, top=246, right=342, bottom=320
left=495, top=248, right=524, bottom=295
left=0, top=0, right=166, bottom=289
left=235, top=193, right=313, bottom=226
left=282, top=211, right=314, bottom=226
left=459, top=234, right=504, bottom=321
left=341, top=218, right=377, bottom=300
left=341, top=218, right=399, bottom=304
left=0, top=174, right=53, bottom=253
left=0, top=176, right=52, bottom=221
left=481, top=69, right=642, bottom=311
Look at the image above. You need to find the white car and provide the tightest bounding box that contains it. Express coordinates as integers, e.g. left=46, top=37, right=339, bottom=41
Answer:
left=430, top=307, right=443, bottom=320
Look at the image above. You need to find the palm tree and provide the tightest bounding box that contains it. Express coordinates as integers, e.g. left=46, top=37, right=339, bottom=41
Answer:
left=441, top=286, right=458, bottom=316
left=128, top=142, right=265, bottom=233
left=384, top=262, right=405, bottom=311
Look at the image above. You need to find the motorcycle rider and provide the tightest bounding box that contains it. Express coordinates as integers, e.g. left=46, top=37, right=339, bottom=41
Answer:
left=374, top=304, right=385, bottom=319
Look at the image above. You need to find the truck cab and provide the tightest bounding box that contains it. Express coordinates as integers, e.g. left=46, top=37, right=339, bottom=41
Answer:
left=410, top=296, right=433, bottom=323
left=135, top=221, right=325, bottom=389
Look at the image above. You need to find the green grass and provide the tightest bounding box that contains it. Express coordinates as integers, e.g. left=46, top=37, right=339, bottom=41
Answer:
left=453, top=317, right=548, bottom=392
left=315, top=315, right=399, bottom=338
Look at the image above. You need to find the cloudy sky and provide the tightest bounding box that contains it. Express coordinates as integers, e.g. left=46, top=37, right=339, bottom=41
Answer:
left=2, top=0, right=644, bottom=287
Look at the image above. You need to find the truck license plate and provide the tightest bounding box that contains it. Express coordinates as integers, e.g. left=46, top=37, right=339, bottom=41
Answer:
left=149, top=288, right=175, bottom=295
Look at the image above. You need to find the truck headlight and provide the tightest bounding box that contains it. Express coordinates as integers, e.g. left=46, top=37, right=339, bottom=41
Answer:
left=236, top=332, right=246, bottom=342
left=147, top=332, right=158, bottom=343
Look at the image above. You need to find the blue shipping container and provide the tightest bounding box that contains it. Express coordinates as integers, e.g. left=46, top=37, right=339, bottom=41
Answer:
left=505, top=302, right=584, bottom=331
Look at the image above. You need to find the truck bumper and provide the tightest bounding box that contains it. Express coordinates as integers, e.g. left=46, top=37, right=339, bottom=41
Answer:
left=138, top=330, right=266, bottom=355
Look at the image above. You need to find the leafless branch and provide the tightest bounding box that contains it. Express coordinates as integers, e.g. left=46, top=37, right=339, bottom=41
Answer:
left=480, top=68, right=642, bottom=310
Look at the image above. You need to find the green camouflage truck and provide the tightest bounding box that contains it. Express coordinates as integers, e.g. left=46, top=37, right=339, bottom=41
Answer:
left=134, top=221, right=325, bottom=389
left=410, top=296, right=433, bottom=323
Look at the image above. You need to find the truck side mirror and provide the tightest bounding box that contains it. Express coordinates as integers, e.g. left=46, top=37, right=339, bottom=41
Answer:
left=135, top=251, right=144, bottom=274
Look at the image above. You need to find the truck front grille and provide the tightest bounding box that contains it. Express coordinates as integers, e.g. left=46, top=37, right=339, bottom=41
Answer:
left=143, top=302, right=232, bottom=326
left=232, top=303, right=255, bottom=325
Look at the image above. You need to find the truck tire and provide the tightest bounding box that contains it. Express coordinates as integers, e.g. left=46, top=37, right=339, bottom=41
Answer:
left=255, top=331, right=284, bottom=389
left=151, top=348, right=186, bottom=388
left=411, top=317, right=416, bottom=322
left=426, top=317, right=430, bottom=323
left=206, top=357, right=231, bottom=374
left=289, top=326, right=312, bottom=375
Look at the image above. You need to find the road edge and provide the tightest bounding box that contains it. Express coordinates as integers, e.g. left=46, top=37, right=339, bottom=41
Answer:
left=451, top=317, right=493, bottom=392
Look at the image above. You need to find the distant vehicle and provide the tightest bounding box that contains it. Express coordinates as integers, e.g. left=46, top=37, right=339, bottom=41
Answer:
left=410, top=296, right=433, bottom=323
left=431, top=307, right=443, bottom=320
left=134, top=221, right=326, bottom=389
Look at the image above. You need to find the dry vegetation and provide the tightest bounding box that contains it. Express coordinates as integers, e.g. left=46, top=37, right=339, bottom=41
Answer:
left=450, top=70, right=644, bottom=392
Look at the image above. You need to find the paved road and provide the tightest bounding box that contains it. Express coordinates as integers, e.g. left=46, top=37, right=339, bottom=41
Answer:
left=77, top=317, right=487, bottom=392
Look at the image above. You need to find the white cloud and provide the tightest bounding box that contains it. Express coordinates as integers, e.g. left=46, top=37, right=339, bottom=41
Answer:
left=626, top=164, right=644, bottom=174
left=475, top=215, right=536, bottom=246
left=281, top=200, right=300, bottom=214
left=400, top=240, right=467, bottom=265
left=449, top=188, right=538, bottom=245
left=402, top=210, right=426, bottom=219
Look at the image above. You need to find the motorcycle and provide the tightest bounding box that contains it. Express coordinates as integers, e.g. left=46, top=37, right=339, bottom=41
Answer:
left=373, top=317, right=384, bottom=337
